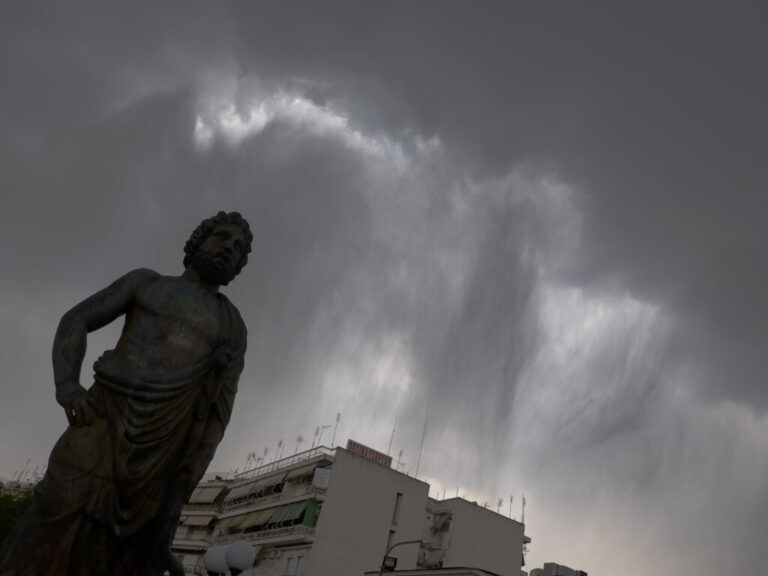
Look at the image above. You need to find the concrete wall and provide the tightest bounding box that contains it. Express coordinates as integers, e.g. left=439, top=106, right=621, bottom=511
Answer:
left=306, top=448, right=429, bottom=576
left=438, top=498, right=525, bottom=576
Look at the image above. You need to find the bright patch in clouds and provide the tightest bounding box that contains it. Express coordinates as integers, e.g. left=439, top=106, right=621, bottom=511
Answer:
left=515, top=284, right=667, bottom=453
left=193, top=82, right=416, bottom=167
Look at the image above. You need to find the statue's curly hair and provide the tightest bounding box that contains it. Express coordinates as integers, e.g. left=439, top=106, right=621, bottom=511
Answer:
left=183, top=211, right=253, bottom=277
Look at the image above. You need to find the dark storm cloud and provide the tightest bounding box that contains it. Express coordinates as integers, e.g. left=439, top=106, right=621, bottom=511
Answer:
left=223, top=1, right=768, bottom=409
left=1, top=3, right=767, bottom=575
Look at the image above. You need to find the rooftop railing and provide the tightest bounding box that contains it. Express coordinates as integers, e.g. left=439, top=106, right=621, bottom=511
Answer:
left=201, top=445, right=336, bottom=483
left=233, top=445, right=337, bottom=481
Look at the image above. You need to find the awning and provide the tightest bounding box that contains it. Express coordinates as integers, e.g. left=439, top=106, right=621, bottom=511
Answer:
left=217, top=514, right=247, bottom=529
left=285, top=464, right=317, bottom=480
left=189, top=486, right=224, bottom=503
left=224, top=483, right=253, bottom=501
left=182, top=515, right=214, bottom=527
left=225, top=473, right=286, bottom=501
left=255, top=471, right=291, bottom=493
left=302, top=499, right=318, bottom=526
left=239, top=508, right=276, bottom=529
left=270, top=501, right=308, bottom=525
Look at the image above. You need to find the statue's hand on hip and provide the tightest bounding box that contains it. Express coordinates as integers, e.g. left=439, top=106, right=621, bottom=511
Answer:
left=55, top=381, right=101, bottom=427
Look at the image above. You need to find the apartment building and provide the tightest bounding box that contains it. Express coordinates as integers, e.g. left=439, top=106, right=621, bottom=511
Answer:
left=172, top=440, right=528, bottom=576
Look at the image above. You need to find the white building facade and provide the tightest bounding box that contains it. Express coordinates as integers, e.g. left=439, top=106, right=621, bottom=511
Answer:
left=172, top=441, right=529, bottom=576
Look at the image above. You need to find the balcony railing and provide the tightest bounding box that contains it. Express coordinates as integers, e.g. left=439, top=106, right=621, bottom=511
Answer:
left=221, top=483, right=324, bottom=511
left=183, top=502, right=220, bottom=512
left=218, top=524, right=316, bottom=545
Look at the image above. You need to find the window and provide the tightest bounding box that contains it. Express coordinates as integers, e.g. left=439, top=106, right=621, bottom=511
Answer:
left=391, top=492, right=403, bottom=525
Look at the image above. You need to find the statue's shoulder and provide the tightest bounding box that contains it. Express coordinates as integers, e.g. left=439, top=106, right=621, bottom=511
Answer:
left=126, top=268, right=162, bottom=283
left=216, top=293, right=247, bottom=336
left=108, top=268, right=161, bottom=294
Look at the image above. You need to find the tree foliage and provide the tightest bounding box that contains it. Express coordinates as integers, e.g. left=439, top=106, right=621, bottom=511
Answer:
left=0, top=489, right=34, bottom=545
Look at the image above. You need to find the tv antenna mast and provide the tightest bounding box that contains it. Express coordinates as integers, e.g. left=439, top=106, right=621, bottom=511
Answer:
left=331, top=412, right=341, bottom=446
left=294, top=435, right=304, bottom=455
left=415, top=374, right=434, bottom=479
left=244, top=451, right=256, bottom=473
left=272, top=439, right=284, bottom=464
left=387, top=395, right=402, bottom=455
left=317, top=424, right=331, bottom=447
left=521, top=494, right=526, bottom=524
left=394, top=449, right=405, bottom=472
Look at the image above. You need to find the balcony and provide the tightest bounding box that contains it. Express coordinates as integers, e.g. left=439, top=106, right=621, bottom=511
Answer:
left=222, top=483, right=323, bottom=512
left=218, top=524, right=316, bottom=546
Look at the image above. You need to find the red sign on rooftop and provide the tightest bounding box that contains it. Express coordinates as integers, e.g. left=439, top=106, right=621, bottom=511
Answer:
left=346, top=439, right=393, bottom=468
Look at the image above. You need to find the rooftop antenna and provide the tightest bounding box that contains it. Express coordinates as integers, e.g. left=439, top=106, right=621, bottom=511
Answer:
left=415, top=374, right=434, bottom=479
left=387, top=395, right=403, bottom=455
left=414, top=417, right=428, bottom=478
left=456, top=486, right=459, bottom=498
left=509, top=495, right=514, bottom=518
left=310, top=426, right=320, bottom=449
left=244, top=451, right=256, bottom=474
left=497, top=498, right=503, bottom=514
left=395, top=449, right=405, bottom=471
left=331, top=412, right=341, bottom=447
left=521, top=494, right=526, bottom=524
left=442, top=488, right=446, bottom=500
left=317, top=424, right=331, bottom=447
left=272, top=439, right=284, bottom=464
left=294, top=435, right=304, bottom=455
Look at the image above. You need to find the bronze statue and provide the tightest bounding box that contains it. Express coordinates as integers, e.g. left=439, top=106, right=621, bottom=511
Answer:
left=0, top=212, right=251, bottom=575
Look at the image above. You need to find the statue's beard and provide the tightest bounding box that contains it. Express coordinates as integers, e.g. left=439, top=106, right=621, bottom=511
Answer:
left=191, top=251, right=237, bottom=286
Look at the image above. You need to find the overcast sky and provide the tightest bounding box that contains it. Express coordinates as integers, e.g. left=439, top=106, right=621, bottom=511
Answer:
left=1, top=2, right=767, bottom=574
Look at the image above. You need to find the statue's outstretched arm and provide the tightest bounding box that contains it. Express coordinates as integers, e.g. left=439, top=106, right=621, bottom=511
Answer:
left=52, top=267, right=159, bottom=426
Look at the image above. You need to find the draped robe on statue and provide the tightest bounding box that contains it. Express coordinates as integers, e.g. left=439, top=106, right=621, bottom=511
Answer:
left=0, top=293, right=246, bottom=576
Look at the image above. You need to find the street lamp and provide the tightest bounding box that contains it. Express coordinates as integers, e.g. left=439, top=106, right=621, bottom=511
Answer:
left=204, top=541, right=255, bottom=575
left=226, top=540, right=256, bottom=575
left=378, top=539, right=423, bottom=575
left=203, top=545, right=229, bottom=576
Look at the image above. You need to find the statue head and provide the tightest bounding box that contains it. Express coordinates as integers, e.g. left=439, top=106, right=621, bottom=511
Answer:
left=183, top=211, right=253, bottom=286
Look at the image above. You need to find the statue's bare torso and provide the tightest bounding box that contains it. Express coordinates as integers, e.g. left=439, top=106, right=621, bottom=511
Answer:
left=113, top=275, right=224, bottom=375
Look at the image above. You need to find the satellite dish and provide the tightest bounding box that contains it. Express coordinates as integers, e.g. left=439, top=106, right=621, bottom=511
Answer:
left=226, top=540, right=256, bottom=571
left=204, top=545, right=229, bottom=574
